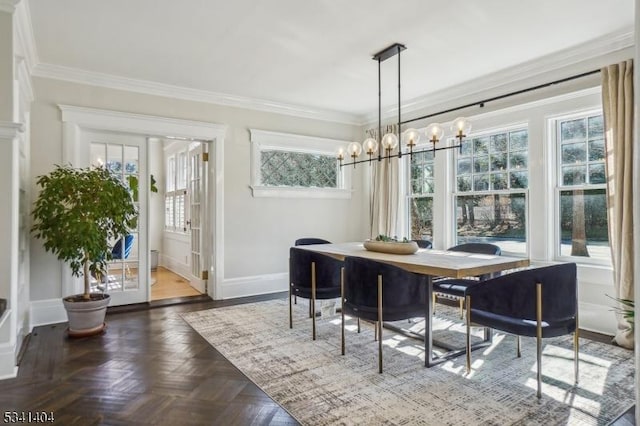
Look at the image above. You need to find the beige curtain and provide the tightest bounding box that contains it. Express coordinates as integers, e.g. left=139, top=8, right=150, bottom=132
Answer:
left=602, top=60, right=634, bottom=349
left=367, top=125, right=401, bottom=238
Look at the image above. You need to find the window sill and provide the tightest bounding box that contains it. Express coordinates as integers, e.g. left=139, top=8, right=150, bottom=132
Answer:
left=250, top=185, right=352, bottom=199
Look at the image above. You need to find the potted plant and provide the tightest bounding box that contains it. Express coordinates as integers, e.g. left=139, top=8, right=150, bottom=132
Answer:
left=31, top=164, right=137, bottom=337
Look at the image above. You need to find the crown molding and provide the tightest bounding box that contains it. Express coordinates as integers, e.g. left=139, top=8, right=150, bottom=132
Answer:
left=364, top=28, right=634, bottom=125
left=33, top=63, right=363, bottom=125
left=0, top=0, right=19, bottom=14
left=13, top=0, right=38, bottom=73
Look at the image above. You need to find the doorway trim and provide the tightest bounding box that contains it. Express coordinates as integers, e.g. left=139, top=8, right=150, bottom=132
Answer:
left=59, top=105, right=226, bottom=300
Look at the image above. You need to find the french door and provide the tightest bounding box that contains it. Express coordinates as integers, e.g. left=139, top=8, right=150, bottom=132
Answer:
left=85, top=130, right=149, bottom=305
left=188, top=143, right=207, bottom=293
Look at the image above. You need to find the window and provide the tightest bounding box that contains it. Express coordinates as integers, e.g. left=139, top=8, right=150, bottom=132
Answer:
left=250, top=129, right=352, bottom=198
left=408, top=150, right=434, bottom=241
left=454, top=127, right=529, bottom=254
left=165, top=149, right=188, bottom=233
left=555, top=112, right=609, bottom=262
left=260, top=151, right=337, bottom=188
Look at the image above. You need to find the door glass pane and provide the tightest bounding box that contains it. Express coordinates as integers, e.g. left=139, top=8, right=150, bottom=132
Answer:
left=90, top=143, right=106, bottom=168
left=90, top=142, right=140, bottom=294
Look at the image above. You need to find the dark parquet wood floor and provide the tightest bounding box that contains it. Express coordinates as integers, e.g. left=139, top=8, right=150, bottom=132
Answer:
left=0, top=293, right=299, bottom=425
left=1, top=293, right=634, bottom=425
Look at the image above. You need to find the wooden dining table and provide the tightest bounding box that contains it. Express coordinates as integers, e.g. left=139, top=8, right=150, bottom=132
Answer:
left=297, top=241, right=530, bottom=367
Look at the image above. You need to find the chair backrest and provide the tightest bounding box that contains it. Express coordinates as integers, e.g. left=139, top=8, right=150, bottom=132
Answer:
left=448, top=243, right=501, bottom=279
left=111, top=234, right=134, bottom=260
left=295, top=238, right=331, bottom=246
left=413, top=239, right=432, bottom=249
left=448, top=242, right=501, bottom=256
left=343, top=256, right=427, bottom=322
left=465, top=263, right=577, bottom=321
left=289, top=247, right=342, bottom=293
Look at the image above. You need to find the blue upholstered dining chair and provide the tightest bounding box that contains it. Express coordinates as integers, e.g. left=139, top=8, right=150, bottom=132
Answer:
left=412, top=239, right=433, bottom=249
left=289, top=246, right=343, bottom=340
left=432, top=243, right=502, bottom=318
left=464, top=263, right=578, bottom=399
left=342, top=256, right=428, bottom=373
left=293, top=238, right=332, bottom=309
left=295, top=237, right=331, bottom=246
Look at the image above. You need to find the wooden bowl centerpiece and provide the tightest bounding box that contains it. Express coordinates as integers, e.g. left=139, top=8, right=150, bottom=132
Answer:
left=363, top=235, right=419, bottom=255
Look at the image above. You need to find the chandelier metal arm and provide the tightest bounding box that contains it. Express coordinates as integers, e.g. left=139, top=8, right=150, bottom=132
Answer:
left=341, top=143, right=463, bottom=168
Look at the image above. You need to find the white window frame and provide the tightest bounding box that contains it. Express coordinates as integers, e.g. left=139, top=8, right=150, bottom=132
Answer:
left=452, top=124, right=531, bottom=257
left=550, top=108, right=611, bottom=266
left=249, top=129, right=352, bottom=199
left=406, top=146, right=435, bottom=241
left=164, top=141, right=192, bottom=234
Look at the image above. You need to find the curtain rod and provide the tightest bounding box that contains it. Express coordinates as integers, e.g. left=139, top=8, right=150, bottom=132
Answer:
left=400, top=68, right=601, bottom=126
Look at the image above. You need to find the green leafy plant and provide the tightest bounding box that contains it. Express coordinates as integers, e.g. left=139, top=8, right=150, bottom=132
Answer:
left=375, top=234, right=410, bottom=243
left=126, top=174, right=158, bottom=202
left=31, top=165, right=138, bottom=300
left=608, top=294, right=635, bottom=329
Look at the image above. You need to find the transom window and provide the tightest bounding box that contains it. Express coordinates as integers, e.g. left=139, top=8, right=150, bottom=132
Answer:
left=555, top=112, right=609, bottom=262
left=260, top=150, right=337, bottom=188
left=249, top=129, right=351, bottom=199
left=454, top=127, right=529, bottom=255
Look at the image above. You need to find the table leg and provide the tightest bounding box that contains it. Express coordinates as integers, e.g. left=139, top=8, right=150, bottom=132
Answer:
left=425, top=275, right=433, bottom=367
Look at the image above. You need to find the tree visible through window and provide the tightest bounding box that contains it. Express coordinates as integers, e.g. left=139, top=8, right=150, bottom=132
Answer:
left=408, top=150, right=434, bottom=242
left=455, top=128, right=529, bottom=254
left=557, top=113, right=609, bottom=261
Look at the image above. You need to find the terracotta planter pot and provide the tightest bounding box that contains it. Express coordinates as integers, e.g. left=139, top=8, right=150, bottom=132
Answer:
left=62, top=293, right=111, bottom=337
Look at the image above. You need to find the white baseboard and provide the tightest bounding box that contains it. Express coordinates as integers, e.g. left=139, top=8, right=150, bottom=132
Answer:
left=579, top=301, right=617, bottom=336
left=221, top=272, right=288, bottom=299
left=159, top=254, right=191, bottom=281
left=0, top=342, right=18, bottom=380
left=30, top=298, right=66, bottom=328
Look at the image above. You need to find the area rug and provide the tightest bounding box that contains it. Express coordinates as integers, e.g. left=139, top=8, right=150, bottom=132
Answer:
left=182, top=299, right=635, bottom=425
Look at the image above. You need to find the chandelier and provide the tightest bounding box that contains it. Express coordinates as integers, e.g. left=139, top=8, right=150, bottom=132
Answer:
left=337, top=43, right=472, bottom=168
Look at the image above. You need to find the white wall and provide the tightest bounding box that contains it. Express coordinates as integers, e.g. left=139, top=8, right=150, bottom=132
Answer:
left=28, top=77, right=366, bottom=304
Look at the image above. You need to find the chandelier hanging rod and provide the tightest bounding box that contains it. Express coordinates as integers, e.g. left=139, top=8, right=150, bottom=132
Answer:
left=338, top=43, right=472, bottom=169
left=399, top=68, right=601, bottom=126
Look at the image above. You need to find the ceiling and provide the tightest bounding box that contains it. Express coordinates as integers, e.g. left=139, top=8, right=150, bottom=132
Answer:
left=27, top=0, right=634, bottom=120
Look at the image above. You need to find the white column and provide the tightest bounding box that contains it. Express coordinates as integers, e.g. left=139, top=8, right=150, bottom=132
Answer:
left=0, top=1, right=21, bottom=379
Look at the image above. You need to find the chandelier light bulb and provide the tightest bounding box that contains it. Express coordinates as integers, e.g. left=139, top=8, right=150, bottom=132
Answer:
left=451, top=117, right=472, bottom=138
left=362, top=138, right=379, bottom=155
left=426, top=123, right=444, bottom=144
left=348, top=142, right=363, bottom=158
left=381, top=133, right=399, bottom=150
left=402, top=128, right=421, bottom=148
left=335, top=146, right=346, bottom=161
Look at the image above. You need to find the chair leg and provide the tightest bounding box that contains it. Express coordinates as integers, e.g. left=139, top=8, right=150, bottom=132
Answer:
left=294, top=295, right=297, bottom=305
left=516, top=335, right=521, bottom=357
left=357, top=317, right=361, bottom=333
left=374, top=321, right=378, bottom=341
left=341, top=267, right=345, bottom=356
left=311, top=262, right=316, bottom=341
left=536, top=282, right=542, bottom=399
left=432, top=293, right=436, bottom=315
left=459, top=297, right=464, bottom=319
left=378, top=274, right=383, bottom=374
left=574, top=314, right=579, bottom=384
left=289, top=284, right=293, bottom=329
left=465, top=295, right=471, bottom=374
